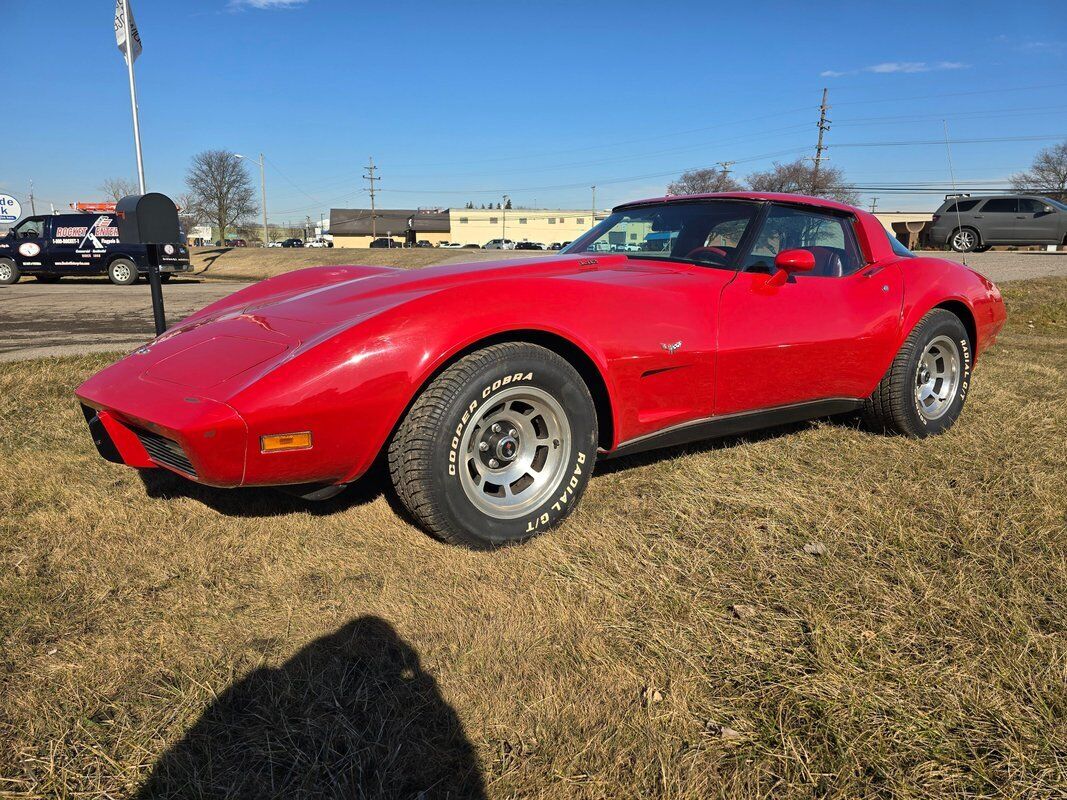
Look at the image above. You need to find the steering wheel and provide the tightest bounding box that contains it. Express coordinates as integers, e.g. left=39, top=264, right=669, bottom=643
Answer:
left=685, top=246, right=729, bottom=265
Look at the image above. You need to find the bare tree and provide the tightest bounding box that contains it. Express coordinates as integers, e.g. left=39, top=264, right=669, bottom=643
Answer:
left=99, top=177, right=139, bottom=202
left=745, top=159, right=858, bottom=204
left=667, top=168, right=742, bottom=195
left=185, top=150, right=258, bottom=244
left=174, top=191, right=202, bottom=236
left=1011, top=141, right=1067, bottom=201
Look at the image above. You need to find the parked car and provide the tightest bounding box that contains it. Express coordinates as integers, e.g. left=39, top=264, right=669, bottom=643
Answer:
left=77, top=192, right=1005, bottom=549
left=280, top=238, right=304, bottom=248
left=515, top=241, right=546, bottom=250
left=305, top=238, right=334, bottom=248
left=927, top=194, right=1067, bottom=252
left=369, top=238, right=402, bottom=248
left=461, top=243, right=480, bottom=248
left=440, top=242, right=464, bottom=248
left=0, top=212, right=191, bottom=286
left=267, top=241, right=283, bottom=248
left=224, top=238, right=247, bottom=248
left=484, top=238, right=517, bottom=250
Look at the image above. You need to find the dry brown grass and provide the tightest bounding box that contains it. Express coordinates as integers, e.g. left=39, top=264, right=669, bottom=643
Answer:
left=1, top=278, right=1065, bottom=799
left=189, top=246, right=552, bottom=282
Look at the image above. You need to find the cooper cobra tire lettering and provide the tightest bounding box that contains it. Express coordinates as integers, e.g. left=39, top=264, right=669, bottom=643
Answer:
left=389, top=343, right=597, bottom=549
left=449, top=372, right=534, bottom=476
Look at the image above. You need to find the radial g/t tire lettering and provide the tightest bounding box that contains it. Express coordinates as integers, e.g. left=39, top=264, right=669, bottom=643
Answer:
left=388, top=343, right=597, bottom=548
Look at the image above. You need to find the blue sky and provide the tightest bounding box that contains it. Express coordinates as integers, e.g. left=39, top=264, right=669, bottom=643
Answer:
left=3, top=0, right=1066, bottom=220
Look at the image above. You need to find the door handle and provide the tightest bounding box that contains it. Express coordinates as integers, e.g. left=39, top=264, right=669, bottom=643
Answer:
left=863, top=265, right=887, bottom=278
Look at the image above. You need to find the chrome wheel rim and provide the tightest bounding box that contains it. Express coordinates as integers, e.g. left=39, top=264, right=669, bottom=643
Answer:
left=915, top=335, right=961, bottom=420
left=112, top=263, right=132, bottom=282
left=458, top=386, right=570, bottom=519
left=952, top=230, right=975, bottom=251
left=0, top=263, right=11, bottom=282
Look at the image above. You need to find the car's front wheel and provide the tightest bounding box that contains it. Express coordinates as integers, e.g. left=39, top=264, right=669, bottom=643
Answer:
left=949, top=228, right=979, bottom=252
left=108, top=259, right=138, bottom=285
left=0, top=258, right=20, bottom=285
left=388, top=342, right=597, bottom=548
left=863, top=309, right=972, bottom=438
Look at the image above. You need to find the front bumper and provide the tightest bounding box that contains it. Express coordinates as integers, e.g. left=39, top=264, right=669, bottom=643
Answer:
left=77, top=382, right=248, bottom=487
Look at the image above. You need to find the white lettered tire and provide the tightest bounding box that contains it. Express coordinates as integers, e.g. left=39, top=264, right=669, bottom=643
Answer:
left=863, top=309, right=972, bottom=437
left=388, top=342, right=597, bottom=548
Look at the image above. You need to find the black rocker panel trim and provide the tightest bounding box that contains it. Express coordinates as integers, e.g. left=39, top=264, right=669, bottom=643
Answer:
left=604, top=398, right=863, bottom=459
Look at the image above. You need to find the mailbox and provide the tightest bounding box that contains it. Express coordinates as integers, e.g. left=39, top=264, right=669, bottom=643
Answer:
left=115, top=193, right=180, bottom=336
left=115, top=193, right=181, bottom=244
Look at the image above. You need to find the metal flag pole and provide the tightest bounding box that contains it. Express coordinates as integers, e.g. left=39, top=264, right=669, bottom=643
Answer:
left=121, top=0, right=146, bottom=194
left=116, top=0, right=164, bottom=334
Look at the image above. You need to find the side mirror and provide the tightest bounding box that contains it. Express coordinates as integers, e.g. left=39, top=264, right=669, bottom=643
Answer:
left=767, top=248, right=815, bottom=286
left=1044, top=205, right=1055, bottom=213
left=775, top=248, right=816, bottom=273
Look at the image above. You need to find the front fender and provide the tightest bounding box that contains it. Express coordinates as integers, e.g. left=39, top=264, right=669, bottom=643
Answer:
left=226, top=277, right=619, bottom=486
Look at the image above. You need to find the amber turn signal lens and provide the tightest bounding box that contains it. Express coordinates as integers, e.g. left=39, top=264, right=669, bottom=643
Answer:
left=260, top=432, right=313, bottom=453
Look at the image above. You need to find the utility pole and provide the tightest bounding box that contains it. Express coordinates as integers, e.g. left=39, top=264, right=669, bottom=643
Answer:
left=364, top=157, right=379, bottom=239
left=812, top=87, right=830, bottom=194
left=869, top=197, right=879, bottom=213
left=502, top=195, right=509, bottom=241
left=591, top=185, right=596, bottom=228
left=236, top=153, right=268, bottom=246
left=28, top=180, right=36, bottom=215
left=716, top=161, right=735, bottom=178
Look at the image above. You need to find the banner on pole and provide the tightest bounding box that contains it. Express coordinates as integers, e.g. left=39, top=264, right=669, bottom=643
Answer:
left=114, top=0, right=143, bottom=64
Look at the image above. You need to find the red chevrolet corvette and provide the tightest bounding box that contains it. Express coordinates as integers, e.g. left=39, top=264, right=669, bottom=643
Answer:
left=77, top=193, right=1006, bottom=548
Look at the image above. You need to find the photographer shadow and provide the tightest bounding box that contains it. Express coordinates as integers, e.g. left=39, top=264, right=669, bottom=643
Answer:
left=135, top=616, right=485, bottom=799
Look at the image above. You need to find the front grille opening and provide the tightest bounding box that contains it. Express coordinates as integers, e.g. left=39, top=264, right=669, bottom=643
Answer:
left=132, top=427, right=197, bottom=477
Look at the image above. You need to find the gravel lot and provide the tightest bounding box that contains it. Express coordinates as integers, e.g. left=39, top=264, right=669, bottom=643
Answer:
left=1, top=251, right=1063, bottom=363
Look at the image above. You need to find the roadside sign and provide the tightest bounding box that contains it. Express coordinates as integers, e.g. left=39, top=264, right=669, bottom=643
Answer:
left=0, top=195, right=21, bottom=224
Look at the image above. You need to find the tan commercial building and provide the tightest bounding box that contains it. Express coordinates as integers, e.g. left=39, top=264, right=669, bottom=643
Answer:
left=329, top=206, right=596, bottom=248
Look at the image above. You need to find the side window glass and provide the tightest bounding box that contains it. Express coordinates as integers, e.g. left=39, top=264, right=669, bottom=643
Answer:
left=1017, top=199, right=1044, bottom=213
left=15, top=219, right=44, bottom=238
left=980, top=199, right=1017, bottom=213
left=743, top=206, right=863, bottom=277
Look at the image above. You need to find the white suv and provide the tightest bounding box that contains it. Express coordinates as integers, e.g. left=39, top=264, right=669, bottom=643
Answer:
left=484, top=239, right=517, bottom=250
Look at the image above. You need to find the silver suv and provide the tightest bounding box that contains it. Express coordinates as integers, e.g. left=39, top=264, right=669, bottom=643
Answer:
left=928, top=194, right=1067, bottom=252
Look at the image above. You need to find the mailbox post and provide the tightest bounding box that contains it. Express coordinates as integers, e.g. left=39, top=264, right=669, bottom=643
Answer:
left=115, top=193, right=181, bottom=336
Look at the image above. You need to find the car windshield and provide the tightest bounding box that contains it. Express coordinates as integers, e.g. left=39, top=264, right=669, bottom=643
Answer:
left=563, top=200, right=759, bottom=269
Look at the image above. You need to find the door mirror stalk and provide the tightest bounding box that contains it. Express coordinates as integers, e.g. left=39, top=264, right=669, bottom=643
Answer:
left=766, top=249, right=815, bottom=287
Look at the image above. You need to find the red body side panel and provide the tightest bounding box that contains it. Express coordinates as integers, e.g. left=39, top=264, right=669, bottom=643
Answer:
left=75, top=193, right=1006, bottom=489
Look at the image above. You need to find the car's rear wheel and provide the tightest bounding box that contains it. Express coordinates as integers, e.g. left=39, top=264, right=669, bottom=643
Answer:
left=0, top=258, right=20, bottom=285
left=949, top=228, right=979, bottom=252
left=863, top=309, right=971, bottom=438
left=388, top=342, right=597, bottom=548
left=108, top=259, right=138, bottom=285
